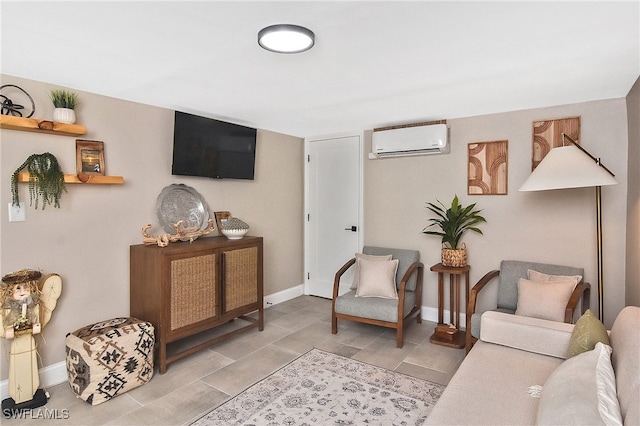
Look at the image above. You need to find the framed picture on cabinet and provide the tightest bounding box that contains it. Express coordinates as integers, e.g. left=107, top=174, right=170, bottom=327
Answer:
left=468, top=140, right=508, bottom=195
left=76, top=140, right=105, bottom=176
left=215, top=211, right=231, bottom=236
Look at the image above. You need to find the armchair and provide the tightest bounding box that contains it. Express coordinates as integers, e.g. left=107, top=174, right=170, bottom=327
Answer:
left=465, top=260, right=590, bottom=353
left=331, top=246, right=424, bottom=348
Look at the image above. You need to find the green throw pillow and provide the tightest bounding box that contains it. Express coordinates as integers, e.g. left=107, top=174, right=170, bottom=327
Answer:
left=566, top=309, right=610, bottom=359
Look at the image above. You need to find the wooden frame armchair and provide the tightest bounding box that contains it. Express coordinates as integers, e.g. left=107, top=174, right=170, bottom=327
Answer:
left=331, top=246, right=424, bottom=348
left=465, top=260, right=591, bottom=353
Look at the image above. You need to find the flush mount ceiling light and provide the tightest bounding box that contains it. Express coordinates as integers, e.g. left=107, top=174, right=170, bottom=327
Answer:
left=258, top=24, right=315, bottom=54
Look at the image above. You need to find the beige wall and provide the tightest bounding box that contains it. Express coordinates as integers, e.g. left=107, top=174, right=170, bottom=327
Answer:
left=0, top=75, right=304, bottom=379
left=364, top=99, right=629, bottom=328
left=1, top=73, right=636, bottom=381
left=626, top=77, right=640, bottom=306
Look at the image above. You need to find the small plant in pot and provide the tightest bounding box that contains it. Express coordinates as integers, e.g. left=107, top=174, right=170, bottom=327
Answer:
left=49, top=89, right=78, bottom=124
left=422, top=195, right=486, bottom=267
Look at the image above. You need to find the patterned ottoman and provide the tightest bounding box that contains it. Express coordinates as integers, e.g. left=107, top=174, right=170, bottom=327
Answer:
left=65, top=317, right=155, bottom=405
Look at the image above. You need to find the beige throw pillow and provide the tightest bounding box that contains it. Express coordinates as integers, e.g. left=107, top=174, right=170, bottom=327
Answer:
left=528, top=269, right=582, bottom=286
left=515, top=278, right=575, bottom=322
left=567, top=309, right=610, bottom=359
left=350, top=253, right=393, bottom=290
left=355, top=258, right=399, bottom=299
left=537, top=342, right=622, bottom=426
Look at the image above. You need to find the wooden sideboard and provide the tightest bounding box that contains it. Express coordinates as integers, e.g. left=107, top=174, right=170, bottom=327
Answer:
left=130, top=236, right=263, bottom=373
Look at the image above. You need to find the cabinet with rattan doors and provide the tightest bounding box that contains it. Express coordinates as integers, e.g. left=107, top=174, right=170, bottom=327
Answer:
left=130, top=236, right=263, bottom=373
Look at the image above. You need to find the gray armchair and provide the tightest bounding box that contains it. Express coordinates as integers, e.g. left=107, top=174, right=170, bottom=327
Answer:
left=331, top=246, right=424, bottom=348
left=465, top=260, right=591, bottom=353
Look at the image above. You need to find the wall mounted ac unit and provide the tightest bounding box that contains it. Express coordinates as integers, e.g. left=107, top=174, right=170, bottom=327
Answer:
left=370, top=123, right=450, bottom=159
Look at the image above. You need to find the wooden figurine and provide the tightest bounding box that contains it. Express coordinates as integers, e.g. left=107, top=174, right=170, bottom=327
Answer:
left=1, top=270, right=62, bottom=412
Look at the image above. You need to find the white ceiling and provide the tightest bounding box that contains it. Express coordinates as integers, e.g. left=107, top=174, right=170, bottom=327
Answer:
left=1, top=1, right=638, bottom=138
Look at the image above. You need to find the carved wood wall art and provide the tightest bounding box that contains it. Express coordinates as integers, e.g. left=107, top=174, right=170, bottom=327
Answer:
left=531, top=116, right=580, bottom=170
left=468, top=140, right=508, bottom=195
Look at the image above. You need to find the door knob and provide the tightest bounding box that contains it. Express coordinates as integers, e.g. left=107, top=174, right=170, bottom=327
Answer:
left=344, top=226, right=357, bottom=232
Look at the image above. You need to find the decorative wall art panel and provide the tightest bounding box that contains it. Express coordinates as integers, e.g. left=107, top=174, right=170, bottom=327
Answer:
left=531, top=116, right=580, bottom=170
left=468, top=140, right=508, bottom=195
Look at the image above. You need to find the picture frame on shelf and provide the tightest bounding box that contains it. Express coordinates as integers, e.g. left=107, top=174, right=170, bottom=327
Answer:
left=215, top=211, right=231, bottom=236
left=76, top=140, right=105, bottom=176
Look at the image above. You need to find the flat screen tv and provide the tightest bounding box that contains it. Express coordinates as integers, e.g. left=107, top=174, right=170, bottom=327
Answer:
left=172, top=111, right=257, bottom=180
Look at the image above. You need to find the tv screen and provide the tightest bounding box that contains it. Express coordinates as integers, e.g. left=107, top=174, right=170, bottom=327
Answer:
left=172, top=111, right=257, bottom=180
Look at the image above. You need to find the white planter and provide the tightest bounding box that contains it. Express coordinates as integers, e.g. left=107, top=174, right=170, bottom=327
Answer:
left=53, top=108, right=76, bottom=124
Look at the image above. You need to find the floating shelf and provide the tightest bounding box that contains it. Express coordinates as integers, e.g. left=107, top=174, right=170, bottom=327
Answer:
left=17, top=172, right=124, bottom=185
left=0, top=114, right=86, bottom=136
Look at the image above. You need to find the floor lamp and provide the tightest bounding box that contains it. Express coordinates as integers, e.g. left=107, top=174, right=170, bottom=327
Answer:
left=519, top=133, right=618, bottom=321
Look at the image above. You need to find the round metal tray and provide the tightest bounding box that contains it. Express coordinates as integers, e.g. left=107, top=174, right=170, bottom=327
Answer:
left=156, top=184, right=209, bottom=235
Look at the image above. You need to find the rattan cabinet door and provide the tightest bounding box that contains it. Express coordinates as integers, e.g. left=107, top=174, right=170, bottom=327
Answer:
left=169, top=252, right=218, bottom=331
left=223, top=247, right=258, bottom=312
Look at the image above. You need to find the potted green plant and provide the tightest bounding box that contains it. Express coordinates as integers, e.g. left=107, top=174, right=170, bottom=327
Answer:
left=11, top=153, right=67, bottom=210
left=422, top=195, right=486, bottom=267
left=49, top=89, right=78, bottom=124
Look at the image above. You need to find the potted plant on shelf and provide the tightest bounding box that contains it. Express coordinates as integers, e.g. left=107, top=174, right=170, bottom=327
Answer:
left=422, top=195, right=486, bottom=267
left=11, top=153, right=67, bottom=210
left=49, top=89, right=78, bottom=124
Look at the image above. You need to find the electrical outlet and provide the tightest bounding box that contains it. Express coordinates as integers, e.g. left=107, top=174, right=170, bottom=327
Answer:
left=8, top=202, right=26, bottom=222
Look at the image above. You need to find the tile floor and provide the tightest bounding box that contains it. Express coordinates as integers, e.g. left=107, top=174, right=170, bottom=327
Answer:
left=6, top=295, right=466, bottom=425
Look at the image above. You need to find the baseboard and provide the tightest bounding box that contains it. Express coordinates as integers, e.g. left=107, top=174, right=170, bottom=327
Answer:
left=1, top=290, right=456, bottom=400
left=0, top=361, right=67, bottom=401
left=421, top=306, right=467, bottom=329
left=264, top=284, right=305, bottom=308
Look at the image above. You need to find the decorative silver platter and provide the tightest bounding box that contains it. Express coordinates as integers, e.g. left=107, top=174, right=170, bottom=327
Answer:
left=156, top=184, right=209, bottom=235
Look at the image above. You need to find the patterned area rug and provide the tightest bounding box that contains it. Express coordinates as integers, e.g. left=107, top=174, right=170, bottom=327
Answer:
left=191, top=348, right=445, bottom=426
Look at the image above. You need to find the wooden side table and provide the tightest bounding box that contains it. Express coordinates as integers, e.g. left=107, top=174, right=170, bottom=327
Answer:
left=429, top=263, right=470, bottom=348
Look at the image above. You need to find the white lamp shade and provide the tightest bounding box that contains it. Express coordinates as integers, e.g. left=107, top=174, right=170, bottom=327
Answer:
left=519, top=145, right=618, bottom=191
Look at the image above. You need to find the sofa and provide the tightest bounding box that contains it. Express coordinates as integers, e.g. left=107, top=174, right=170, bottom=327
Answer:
left=427, top=306, right=639, bottom=425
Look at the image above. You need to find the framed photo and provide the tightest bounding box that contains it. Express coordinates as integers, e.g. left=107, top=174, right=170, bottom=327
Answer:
left=214, top=211, right=231, bottom=236
left=76, top=140, right=105, bottom=176
left=468, top=140, right=508, bottom=195
left=531, top=116, right=580, bottom=170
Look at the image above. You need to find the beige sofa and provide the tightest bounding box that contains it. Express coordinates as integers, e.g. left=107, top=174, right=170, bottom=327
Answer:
left=427, top=306, right=639, bottom=425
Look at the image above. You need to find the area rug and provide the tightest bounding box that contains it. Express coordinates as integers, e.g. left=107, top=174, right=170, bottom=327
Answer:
left=191, top=348, right=445, bottom=426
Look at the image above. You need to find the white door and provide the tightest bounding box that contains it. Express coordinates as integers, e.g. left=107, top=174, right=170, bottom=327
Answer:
left=305, top=133, right=363, bottom=299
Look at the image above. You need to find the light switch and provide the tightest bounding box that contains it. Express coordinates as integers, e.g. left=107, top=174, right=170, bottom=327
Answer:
left=8, top=202, right=26, bottom=222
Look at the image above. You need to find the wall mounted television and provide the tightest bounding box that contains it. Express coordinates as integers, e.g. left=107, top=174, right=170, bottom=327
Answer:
left=172, top=111, right=257, bottom=180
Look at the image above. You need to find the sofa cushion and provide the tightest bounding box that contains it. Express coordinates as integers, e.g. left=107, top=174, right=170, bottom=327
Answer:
left=350, top=253, right=392, bottom=290
left=528, top=269, right=582, bottom=285
left=609, top=306, right=640, bottom=425
left=362, top=246, right=420, bottom=291
left=515, top=278, right=576, bottom=322
left=355, top=258, right=399, bottom=299
left=426, top=339, right=564, bottom=425
left=566, top=309, right=610, bottom=359
left=536, top=342, right=622, bottom=426
left=480, top=311, right=574, bottom=359
left=334, top=289, right=415, bottom=323
left=498, top=260, right=584, bottom=311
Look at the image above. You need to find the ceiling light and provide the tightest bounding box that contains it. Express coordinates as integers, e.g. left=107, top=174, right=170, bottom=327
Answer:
left=258, top=24, right=315, bottom=54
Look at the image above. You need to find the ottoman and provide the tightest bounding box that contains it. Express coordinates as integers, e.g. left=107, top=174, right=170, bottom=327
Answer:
left=65, top=317, right=154, bottom=405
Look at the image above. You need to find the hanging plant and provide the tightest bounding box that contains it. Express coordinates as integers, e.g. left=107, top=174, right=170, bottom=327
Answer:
left=11, top=153, right=67, bottom=209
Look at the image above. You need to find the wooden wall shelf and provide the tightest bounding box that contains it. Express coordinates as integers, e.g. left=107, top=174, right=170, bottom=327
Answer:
left=17, top=172, right=124, bottom=185
left=0, top=114, right=86, bottom=136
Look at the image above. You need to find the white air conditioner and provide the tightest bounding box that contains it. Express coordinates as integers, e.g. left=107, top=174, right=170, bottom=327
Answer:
left=370, top=123, right=450, bottom=158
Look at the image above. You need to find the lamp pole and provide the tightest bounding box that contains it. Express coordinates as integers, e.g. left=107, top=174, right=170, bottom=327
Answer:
left=595, top=184, right=604, bottom=321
